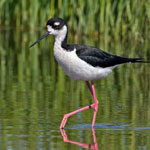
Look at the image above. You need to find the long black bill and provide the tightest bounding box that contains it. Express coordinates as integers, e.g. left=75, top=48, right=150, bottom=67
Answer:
left=29, top=31, right=50, bottom=48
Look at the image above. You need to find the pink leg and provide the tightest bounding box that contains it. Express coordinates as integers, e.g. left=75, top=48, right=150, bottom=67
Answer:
left=91, top=81, right=99, bottom=127
left=60, top=80, right=99, bottom=129
left=86, top=81, right=93, bottom=95
left=60, top=103, right=95, bottom=129
left=86, top=81, right=99, bottom=127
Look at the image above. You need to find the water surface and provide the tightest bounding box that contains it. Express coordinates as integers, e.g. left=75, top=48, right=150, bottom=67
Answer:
left=0, top=28, right=150, bottom=150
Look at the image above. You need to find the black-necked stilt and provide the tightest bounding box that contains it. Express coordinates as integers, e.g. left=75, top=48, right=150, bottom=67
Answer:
left=30, top=17, right=149, bottom=129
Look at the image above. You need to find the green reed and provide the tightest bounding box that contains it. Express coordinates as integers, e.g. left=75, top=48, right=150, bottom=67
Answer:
left=0, top=1, right=150, bottom=148
left=0, top=0, right=149, bottom=47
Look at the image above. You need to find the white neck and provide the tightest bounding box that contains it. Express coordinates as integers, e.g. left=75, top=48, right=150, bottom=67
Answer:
left=54, top=25, right=67, bottom=47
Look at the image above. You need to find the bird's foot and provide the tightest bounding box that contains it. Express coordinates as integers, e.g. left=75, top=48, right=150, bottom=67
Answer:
left=60, top=114, right=69, bottom=129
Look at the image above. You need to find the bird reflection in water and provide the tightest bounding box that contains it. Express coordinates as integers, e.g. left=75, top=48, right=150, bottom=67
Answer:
left=60, top=128, right=98, bottom=150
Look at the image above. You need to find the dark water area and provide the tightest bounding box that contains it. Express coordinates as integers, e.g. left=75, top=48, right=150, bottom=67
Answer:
left=0, top=28, right=150, bottom=150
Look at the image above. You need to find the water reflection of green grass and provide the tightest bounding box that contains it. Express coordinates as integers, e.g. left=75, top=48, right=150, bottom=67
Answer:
left=0, top=1, right=150, bottom=149
left=0, top=27, right=150, bottom=149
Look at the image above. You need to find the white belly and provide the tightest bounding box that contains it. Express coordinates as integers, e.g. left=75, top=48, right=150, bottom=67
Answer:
left=54, top=47, right=115, bottom=80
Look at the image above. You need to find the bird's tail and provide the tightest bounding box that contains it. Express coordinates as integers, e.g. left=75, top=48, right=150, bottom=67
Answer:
left=129, top=58, right=150, bottom=63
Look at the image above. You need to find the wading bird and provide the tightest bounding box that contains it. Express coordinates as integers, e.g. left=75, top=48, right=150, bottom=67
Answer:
left=30, top=17, right=149, bottom=129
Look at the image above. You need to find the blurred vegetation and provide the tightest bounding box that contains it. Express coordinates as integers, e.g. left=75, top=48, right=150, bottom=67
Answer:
left=0, top=0, right=150, bottom=149
left=0, top=0, right=150, bottom=50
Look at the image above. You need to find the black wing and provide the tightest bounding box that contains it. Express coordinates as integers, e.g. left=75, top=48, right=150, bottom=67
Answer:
left=74, top=45, right=141, bottom=68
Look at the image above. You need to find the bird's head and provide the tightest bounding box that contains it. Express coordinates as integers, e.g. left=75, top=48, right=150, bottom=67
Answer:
left=30, top=17, right=67, bottom=48
left=47, top=17, right=67, bottom=37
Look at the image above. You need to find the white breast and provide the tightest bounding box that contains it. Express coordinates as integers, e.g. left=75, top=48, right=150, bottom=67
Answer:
left=54, top=43, right=116, bottom=80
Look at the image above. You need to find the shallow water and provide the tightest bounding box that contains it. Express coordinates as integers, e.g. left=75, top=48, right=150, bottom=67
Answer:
left=0, top=28, right=150, bottom=150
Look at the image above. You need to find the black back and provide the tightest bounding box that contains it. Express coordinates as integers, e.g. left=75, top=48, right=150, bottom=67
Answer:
left=74, top=45, right=139, bottom=68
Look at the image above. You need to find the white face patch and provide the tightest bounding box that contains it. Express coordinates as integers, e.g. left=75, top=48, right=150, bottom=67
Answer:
left=47, top=24, right=67, bottom=43
left=54, top=22, right=60, bottom=26
left=47, top=25, right=53, bottom=32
